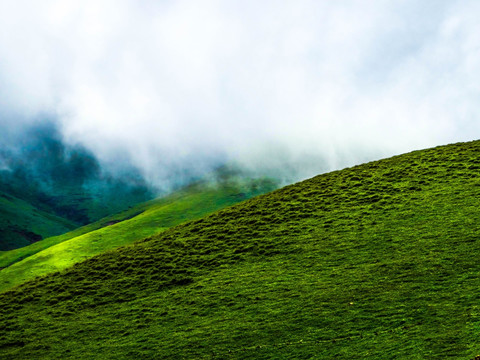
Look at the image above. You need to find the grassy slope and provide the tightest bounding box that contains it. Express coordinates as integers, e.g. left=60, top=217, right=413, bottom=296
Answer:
left=0, top=178, right=278, bottom=292
left=2, top=141, right=480, bottom=359
left=0, top=217, right=120, bottom=270
left=0, top=191, right=77, bottom=251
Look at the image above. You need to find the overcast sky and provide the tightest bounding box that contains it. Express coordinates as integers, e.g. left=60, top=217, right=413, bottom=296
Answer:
left=1, top=0, right=479, bottom=186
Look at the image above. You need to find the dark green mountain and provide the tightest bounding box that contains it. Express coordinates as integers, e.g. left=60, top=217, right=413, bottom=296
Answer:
left=0, top=190, right=77, bottom=251
left=0, top=123, right=154, bottom=250
left=1, top=141, right=480, bottom=359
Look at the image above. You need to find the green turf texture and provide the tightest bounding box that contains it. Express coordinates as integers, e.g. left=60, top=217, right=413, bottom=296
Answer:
left=0, top=178, right=277, bottom=292
left=1, top=141, right=480, bottom=359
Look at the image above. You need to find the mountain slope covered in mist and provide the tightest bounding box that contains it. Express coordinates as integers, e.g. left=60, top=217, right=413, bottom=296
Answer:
left=0, top=122, right=154, bottom=251
left=0, top=177, right=278, bottom=292
left=1, top=141, right=480, bottom=358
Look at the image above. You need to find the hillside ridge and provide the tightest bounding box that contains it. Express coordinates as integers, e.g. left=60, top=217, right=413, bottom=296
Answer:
left=1, top=140, right=480, bottom=359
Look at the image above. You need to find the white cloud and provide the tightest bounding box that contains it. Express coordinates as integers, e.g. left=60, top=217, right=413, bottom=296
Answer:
left=0, top=0, right=479, bottom=185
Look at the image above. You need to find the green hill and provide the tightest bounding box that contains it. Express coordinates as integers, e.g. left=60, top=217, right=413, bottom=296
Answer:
left=2, top=141, right=480, bottom=359
left=0, top=177, right=278, bottom=292
left=0, top=191, right=77, bottom=251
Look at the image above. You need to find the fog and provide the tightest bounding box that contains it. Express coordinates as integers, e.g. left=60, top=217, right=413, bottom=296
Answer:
left=1, top=0, right=479, bottom=189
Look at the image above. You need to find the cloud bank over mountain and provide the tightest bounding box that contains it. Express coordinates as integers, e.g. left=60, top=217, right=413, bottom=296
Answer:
left=1, top=0, right=479, bottom=186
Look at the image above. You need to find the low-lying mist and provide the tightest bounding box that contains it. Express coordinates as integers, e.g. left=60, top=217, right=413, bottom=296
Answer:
left=1, top=1, right=480, bottom=192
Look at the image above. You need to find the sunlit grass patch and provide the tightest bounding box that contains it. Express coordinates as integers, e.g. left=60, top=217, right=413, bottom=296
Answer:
left=0, top=177, right=278, bottom=292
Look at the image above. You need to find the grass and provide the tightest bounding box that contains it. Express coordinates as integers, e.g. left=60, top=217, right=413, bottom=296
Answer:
left=0, top=177, right=278, bottom=292
left=1, top=141, right=480, bottom=358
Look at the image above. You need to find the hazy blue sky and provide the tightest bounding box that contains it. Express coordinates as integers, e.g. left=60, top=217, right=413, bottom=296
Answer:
left=1, top=0, right=479, bottom=185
